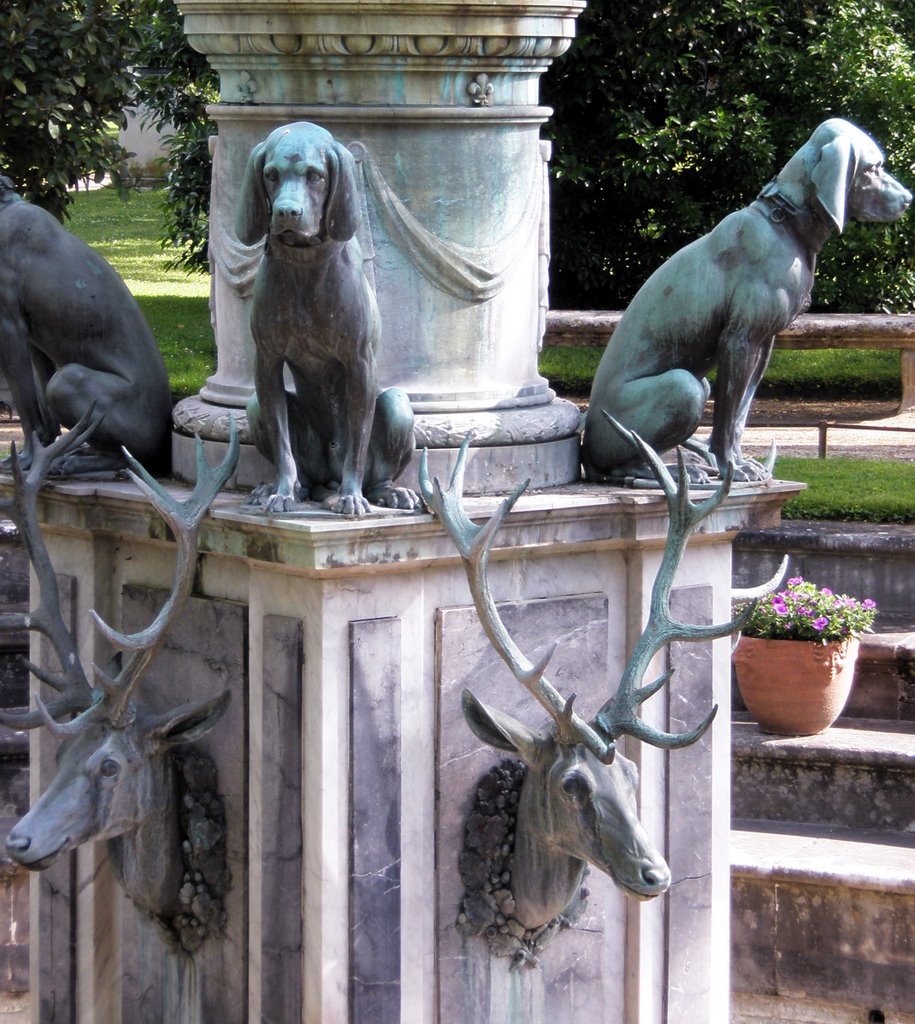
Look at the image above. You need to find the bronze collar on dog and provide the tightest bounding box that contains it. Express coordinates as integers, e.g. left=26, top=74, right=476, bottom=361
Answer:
left=265, top=235, right=342, bottom=266
left=755, top=179, right=803, bottom=223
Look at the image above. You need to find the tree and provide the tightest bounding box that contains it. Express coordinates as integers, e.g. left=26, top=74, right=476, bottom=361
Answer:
left=542, top=0, right=915, bottom=313
left=133, top=0, right=218, bottom=272
left=0, top=0, right=138, bottom=220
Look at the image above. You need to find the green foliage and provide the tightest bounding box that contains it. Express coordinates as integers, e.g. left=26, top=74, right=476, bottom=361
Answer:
left=542, top=0, right=915, bottom=313
left=0, top=0, right=139, bottom=219
left=737, top=575, right=878, bottom=642
left=776, top=456, right=915, bottom=522
left=66, top=187, right=213, bottom=399
left=133, top=0, right=218, bottom=272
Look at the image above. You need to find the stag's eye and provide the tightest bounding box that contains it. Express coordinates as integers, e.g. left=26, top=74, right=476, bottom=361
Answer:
left=560, top=772, right=592, bottom=806
left=99, top=757, right=120, bottom=779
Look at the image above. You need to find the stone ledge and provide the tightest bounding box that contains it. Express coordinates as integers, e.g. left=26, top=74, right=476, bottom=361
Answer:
left=732, top=820, right=915, bottom=895
left=732, top=992, right=915, bottom=1024
left=545, top=309, right=915, bottom=349
left=732, top=716, right=915, bottom=773
left=734, top=519, right=915, bottom=556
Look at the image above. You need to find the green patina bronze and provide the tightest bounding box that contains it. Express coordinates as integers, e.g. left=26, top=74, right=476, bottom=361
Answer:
left=0, top=177, right=173, bottom=476
left=582, top=119, right=911, bottom=485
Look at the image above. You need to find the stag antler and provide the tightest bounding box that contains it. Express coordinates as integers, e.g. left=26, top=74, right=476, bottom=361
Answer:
left=420, top=423, right=783, bottom=764
left=0, top=410, right=102, bottom=726
left=0, top=417, right=239, bottom=732
left=419, top=443, right=614, bottom=764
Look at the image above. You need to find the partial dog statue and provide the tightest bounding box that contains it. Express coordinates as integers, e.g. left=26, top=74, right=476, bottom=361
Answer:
left=582, top=118, right=911, bottom=483
left=236, top=122, right=418, bottom=515
left=0, top=176, right=172, bottom=475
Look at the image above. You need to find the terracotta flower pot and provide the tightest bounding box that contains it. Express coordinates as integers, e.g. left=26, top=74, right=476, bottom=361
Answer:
left=732, top=635, right=860, bottom=736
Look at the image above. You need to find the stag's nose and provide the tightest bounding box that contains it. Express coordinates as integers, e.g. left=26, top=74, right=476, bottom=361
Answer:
left=5, top=832, right=31, bottom=857
left=642, top=863, right=671, bottom=892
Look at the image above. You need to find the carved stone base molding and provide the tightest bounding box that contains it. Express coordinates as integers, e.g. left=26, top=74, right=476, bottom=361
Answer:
left=171, top=394, right=583, bottom=493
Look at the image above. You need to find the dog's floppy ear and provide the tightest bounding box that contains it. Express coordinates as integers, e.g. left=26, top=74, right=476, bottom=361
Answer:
left=810, top=132, right=856, bottom=233
left=324, top=142, right=360, bottom=241
left=235, top=140, right=270, bottom=245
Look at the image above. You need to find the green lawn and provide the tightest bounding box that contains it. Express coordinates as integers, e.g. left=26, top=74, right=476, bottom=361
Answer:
left=67, top=187, right=213, bottom=400
left=776, top=456, right=915, bottom=523
left=538, top=345, right=902, bottom=399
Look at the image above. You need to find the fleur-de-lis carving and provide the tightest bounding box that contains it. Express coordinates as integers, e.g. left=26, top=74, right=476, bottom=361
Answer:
left=467, top=74, right=494, bottom=106
left=238, top=70, right=258, bottom=103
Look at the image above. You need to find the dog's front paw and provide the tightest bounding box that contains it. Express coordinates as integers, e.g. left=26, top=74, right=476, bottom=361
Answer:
left=371, top=484, right=422, bottom=511
left=323, top=491, right=371, bottom=517
left=249, top=479, right=305, bottom=511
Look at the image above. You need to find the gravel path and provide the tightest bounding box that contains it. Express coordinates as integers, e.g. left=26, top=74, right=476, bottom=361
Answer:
left=1, top=400, right=912, bottom=465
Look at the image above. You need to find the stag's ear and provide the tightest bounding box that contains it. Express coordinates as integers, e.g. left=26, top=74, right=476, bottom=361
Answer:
left=148, top=690, right=231, bottom=752
left=324, top=142, right=360, bottom=241
left=461, top=689, right=542, bottom=762
left=235, top=141, right=270, bottom=244
left=811, top=133, right=855, bottom=233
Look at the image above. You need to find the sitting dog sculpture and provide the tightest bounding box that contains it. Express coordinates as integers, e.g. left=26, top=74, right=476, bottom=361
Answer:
left=582, top=118, right=911, bottom=483
left=236, top=122, right=419, bottom=515
left=0, top=176, right=173, bottom=475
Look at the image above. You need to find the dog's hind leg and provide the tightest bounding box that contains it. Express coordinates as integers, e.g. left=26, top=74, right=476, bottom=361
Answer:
left=364, top=388, right=420, bottom=510
left=0, top=315, right=60, bottom=467
left=582, top=369, right=708, bottom=480
left=44, top=364, right=171, bottom=475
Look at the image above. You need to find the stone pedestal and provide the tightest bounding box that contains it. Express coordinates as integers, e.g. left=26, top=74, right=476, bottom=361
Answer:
left=10, top=475, right=799, bottom=1023
left=171, top=0, right=587, bottom=491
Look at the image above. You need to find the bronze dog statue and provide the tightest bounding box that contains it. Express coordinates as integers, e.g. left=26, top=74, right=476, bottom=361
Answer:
left=0, top=177, right=172, bottom=475
left=236, top=122, right=418, bottom=515
left=582, top=119, right=911, bottom=483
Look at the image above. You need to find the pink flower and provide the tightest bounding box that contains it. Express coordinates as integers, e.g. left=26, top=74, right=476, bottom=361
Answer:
left=813, top=616, right=829, bottom=631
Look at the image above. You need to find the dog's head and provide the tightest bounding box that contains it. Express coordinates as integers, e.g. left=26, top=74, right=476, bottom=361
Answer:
left=235, top=122, right=360, bottom=247
left=778, top=118, right=911, bottom=232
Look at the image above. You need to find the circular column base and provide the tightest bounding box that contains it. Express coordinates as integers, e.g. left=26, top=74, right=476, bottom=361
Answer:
left=171, top=395, right=583, bottom=494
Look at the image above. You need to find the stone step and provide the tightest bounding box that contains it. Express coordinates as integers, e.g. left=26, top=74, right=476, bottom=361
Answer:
left=733, top=631, right=915, bottom=723
left=732, top=716, right=915, bottom=832
left=731, top=820, right=915, bottom=1016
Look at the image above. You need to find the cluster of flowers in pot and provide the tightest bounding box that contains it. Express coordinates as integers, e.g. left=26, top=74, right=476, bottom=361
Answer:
left=737, top=576, right=878, bottom=644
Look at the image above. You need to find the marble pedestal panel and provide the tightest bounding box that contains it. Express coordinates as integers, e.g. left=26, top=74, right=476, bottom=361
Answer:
left=8, top=474, right=798, bottom=1023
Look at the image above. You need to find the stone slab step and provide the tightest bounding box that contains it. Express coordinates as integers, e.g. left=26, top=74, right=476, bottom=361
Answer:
left=732, top=717, right=915, bottom=832
left=732, top=820, right=915, bottom=1015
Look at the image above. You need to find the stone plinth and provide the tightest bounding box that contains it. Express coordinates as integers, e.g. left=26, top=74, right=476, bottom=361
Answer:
left=172, top=0, right=587, bottom=491
left=5, top=473, right=800, bottom=1022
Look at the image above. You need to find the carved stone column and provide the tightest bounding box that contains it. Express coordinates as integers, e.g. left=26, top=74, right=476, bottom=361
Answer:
left=172, top=0, right=586, bottom=491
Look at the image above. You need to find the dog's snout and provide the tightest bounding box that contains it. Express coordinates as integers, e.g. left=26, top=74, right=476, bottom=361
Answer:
left=274, top=203, right=303, bottom=221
